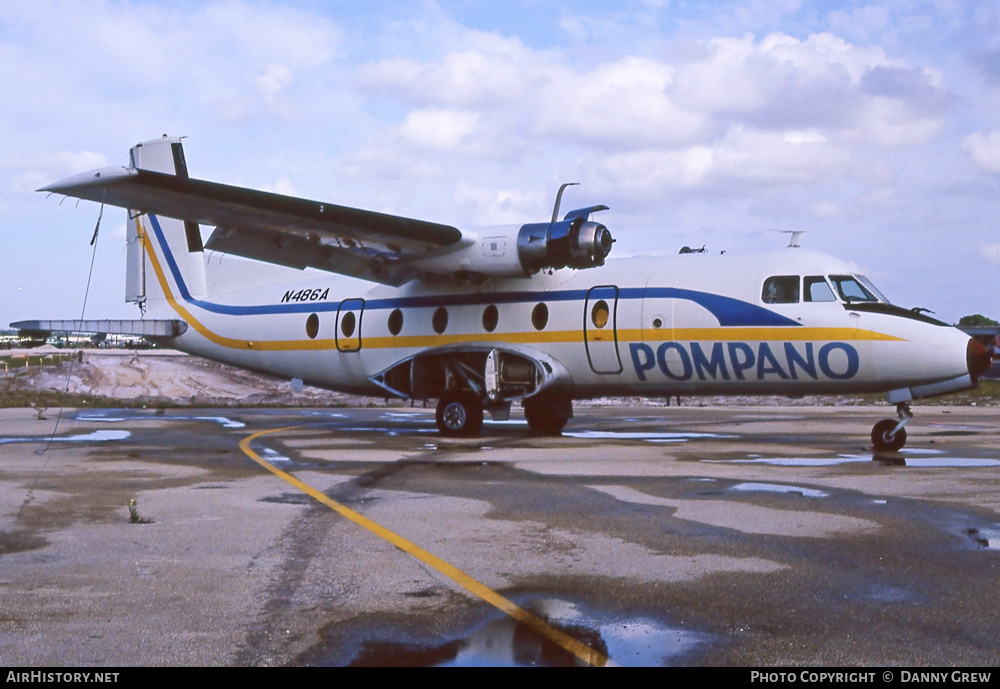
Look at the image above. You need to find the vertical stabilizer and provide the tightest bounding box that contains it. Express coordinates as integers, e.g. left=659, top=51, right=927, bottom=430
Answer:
left=125, top=136, right=208, bottom=307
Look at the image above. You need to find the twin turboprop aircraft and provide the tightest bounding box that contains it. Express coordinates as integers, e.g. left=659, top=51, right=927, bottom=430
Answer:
left=18, top=136, right=993, bottom=449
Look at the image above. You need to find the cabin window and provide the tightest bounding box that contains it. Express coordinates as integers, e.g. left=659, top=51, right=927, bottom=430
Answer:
left=762, top=276, right=799, bottom=304
left=804, top=276, right=836, bottom=302
left=340, top=312, right=356, bottom=338
left=482, top=304, right=499, bottom=333
left=387, top=309, right=403, bottom=336
left=531, top=303, right=549, bottom=331
left=651, top=317, right=663, bottom=329
left=591, top=300, right=610, bottom=329
left=830, top=275, right=879, bottom=303
left=305, top=313, right=319, bottom=339
left=432, top=307, right=448, bottom=334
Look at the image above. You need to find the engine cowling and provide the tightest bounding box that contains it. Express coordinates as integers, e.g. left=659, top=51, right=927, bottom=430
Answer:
left=517, top=218, right=614, bottom=272
left=408, top=204, right=613, bottom=281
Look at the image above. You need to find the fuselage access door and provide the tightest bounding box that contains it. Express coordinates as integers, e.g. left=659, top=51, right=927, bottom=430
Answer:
left=584, top=285, right=623, bottom=374
left=335, top=298, right=364, bottom=352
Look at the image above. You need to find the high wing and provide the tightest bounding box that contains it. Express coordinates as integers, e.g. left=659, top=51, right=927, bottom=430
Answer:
left=40, top=165, right=469, bottom=286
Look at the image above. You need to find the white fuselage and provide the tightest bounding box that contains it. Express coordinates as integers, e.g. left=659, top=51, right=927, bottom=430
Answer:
left=139, top=213, right=973, bottom=403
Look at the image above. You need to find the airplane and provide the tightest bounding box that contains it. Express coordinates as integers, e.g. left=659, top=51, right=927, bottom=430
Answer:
left=14, top=135, right=993, bottom=450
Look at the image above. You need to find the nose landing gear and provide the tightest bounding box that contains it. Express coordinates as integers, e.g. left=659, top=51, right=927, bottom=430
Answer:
left=871, top=402, right=913, bottom=452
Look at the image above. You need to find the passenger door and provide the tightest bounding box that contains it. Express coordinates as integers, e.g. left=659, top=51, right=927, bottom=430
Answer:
left=584, top=285, right=622, bottom=374
left=335, top=298, right=364, bottom=352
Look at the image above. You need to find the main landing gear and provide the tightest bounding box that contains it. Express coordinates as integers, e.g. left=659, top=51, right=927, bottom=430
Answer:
left=435, top=391, right=484, bottom=437
left=871, top=402, right=913, bottom=452
left=434, top=391, right=574, bottom=437
left=522, top=393, right=573, bottom=435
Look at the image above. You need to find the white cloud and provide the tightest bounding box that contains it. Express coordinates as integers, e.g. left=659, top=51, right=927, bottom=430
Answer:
left=981, top=243, right=1000, bottom=264
left=256, top=64, right=294, bottom=106
left=962, top=131, right=1000, bottom=174
left=453, top=182, right=542, bottom=225
left=397, top=109, right=480, bottom=150
left=10, top=150, right=109, bottom=193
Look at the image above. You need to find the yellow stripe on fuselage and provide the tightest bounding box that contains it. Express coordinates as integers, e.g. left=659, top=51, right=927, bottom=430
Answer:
left=138, top=219, right=905, bottom=352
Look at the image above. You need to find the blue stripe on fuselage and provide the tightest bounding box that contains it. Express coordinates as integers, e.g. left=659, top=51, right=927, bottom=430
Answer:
left=146, top=214, right=799, bottom=327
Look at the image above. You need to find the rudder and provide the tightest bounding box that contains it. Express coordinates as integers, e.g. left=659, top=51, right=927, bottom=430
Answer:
left=125, top=136, right=207, bottom=309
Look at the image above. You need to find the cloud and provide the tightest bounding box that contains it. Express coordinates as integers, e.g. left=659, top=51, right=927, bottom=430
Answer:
left=981, top=243, right=1000, bottom=264
left=256, top=64, right=294, bottom=106
left=10, top=150, right=109, bottom=193
left=962, top=131, right=1000, bottom=174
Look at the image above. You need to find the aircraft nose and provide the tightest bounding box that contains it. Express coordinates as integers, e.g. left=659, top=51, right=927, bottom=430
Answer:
left=967, top=337, right=992, bottom=382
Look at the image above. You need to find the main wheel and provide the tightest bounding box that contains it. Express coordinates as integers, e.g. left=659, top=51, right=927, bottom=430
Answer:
left=523, top=394, right=572, bottom=435
left=435, top=392, right=483, bottom=437
left=871, top=418, right=906, bottom=452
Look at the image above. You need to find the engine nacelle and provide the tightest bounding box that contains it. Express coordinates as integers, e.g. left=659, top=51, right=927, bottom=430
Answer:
left=408, top=204, right=613, bottom=281
left=517, top=218, right=614, bottom=272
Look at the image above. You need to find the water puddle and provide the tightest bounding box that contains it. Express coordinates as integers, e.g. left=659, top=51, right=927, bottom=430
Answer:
left=895, top=458, right=1000, bottom=468
left=729, top=482, right=828, bottom=498
left=258, top=446, right=291, bottom=464
left=564, top=430, right=729, bottom=442
left=966, top=527, right=1000, bottom=550
left=711, top=455, right=872, bottom=466
left=713, top=454, right=1000, bottom=468
left=76, top=411, right=245, bottom=428
left=339, top=598, right=706, bottom=666
left=0, top=429, right=130, bottom=445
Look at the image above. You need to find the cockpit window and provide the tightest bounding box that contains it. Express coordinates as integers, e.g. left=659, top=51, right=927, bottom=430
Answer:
left=830, top=275, right=881, bottom=303
left=856, top=275, right=889, bottom=303
left=804, top=276, right=836, bottom=302
left=762, top=276, right=799, bottom=304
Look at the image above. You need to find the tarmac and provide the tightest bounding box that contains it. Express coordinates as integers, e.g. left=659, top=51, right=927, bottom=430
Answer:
left=1, top=404, right=998, bottom=666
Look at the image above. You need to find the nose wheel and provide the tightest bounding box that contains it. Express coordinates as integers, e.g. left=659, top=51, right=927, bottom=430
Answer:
left=871, top=403, right=912, bottom=452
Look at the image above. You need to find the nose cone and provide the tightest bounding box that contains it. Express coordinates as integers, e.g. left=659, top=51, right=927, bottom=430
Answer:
left=967, top=337, right=992, bottom=382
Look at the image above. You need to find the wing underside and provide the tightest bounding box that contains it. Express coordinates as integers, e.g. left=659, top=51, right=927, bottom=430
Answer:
left=41, top=166, right=468, bottom=286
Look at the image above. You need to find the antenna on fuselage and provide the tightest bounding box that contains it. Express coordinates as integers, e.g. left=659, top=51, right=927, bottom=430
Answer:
left=551, top=182, right=579, bottom=222
left=769, top=229, right=805, bottom=248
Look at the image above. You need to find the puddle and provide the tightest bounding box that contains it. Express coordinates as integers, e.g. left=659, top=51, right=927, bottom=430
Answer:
left=711, top=455, right=872, bottom=466
left=729, top=482, right=828, bottom=498
left=965, top=527, right=1000, bottom=550
left=896, top=458, right=1000, bottom=468
left=0, top=429, right=131, bottom=445
left=258, top=446, right=291, bottom=464
left=339, top=598, right=706, bottom=667
left=76, top=411, right=245, bottom=428
left=713, top=454, right=1000, bottom=468
left=564, top=430, right=728, bottom=442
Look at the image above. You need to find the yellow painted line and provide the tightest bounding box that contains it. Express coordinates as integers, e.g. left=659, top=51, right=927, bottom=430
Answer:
left=239, top=426, right=608, bottom=667
left=139, top=218, right=904, bottom=351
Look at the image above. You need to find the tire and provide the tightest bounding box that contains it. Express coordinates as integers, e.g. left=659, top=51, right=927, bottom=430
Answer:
left=523, top=394, right=572, bottom=435
left=435, top=392, right=483, bottom=437
left=871, top=418, right=906, bottom=452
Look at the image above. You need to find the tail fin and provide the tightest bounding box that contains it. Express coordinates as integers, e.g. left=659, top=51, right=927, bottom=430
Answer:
left=125, top=136, right=207, bottom=309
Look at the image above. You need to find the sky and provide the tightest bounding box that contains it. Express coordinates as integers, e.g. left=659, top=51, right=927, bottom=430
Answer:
left=2, top=0, right=998, bottom=327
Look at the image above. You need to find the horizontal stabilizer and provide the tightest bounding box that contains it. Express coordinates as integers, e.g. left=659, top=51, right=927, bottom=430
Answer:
left=10, top=319, right=187, bottom=337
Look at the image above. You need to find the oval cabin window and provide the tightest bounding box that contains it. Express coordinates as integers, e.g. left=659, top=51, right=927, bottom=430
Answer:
left=482, top=304, right=499, bottom=333
left=387, top=308, right=403, bottom=336
left=531, top=303, right=548, bottom=331
left=591, top=300, right=609, bottom=329
left=340, top=312, right=356, bottom=338
left=432, top=307, right=448, bottom=334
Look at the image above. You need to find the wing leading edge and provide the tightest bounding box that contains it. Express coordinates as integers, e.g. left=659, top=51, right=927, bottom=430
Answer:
left=40, top=166, right=468, bottom=286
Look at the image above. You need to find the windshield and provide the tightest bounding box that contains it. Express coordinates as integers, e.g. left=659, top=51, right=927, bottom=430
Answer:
left=830, top=275, right=885, bottom=303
